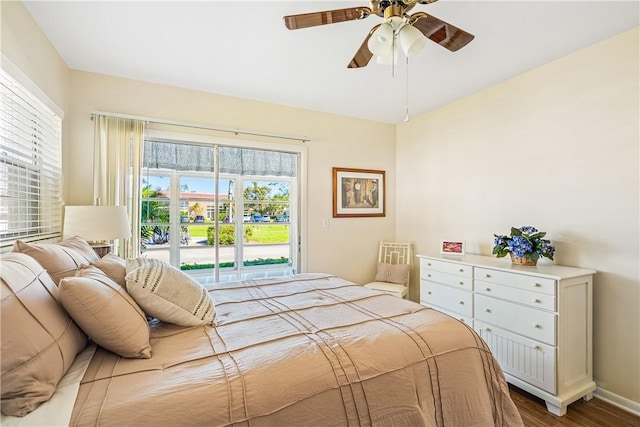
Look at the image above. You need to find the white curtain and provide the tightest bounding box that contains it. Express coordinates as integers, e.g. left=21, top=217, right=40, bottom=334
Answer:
left=93, top=116, right=145, bottom=258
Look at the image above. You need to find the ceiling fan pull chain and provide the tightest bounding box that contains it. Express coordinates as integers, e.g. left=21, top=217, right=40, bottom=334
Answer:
left=404, top=55, right=410, bottom=122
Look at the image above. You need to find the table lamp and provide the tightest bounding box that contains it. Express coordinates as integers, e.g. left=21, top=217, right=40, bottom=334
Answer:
left=63, top=205, right=131, bottom=257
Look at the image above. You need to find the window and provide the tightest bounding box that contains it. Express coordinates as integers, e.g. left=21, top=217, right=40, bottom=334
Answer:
left=0, top=66, right=63, bottom=249
left=140, top=136, right=301, bottom=283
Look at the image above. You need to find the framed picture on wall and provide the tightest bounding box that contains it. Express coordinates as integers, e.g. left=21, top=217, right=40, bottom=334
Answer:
left=333, top=167, right=385, bottom=218
left=440, top=240, right=465, bottom=255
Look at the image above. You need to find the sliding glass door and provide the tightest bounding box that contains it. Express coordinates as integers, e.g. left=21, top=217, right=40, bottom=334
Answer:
left=140, top=138, right=298, bottom=284
left=241, top=180, right=292, bottom=267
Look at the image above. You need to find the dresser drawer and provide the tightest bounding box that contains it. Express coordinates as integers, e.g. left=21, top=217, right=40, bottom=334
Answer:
left=475, top=280, right=556, bottom=311
left=421, top=269, right=472, bottom=291
left=424, top=304, right=474, bottom=327
left=475, top=321, right=556, bottom=394
left=474, top=267, right=556, bottom=296
left=420, top=280, right=472, bottom=317
left=420, top=258, right=472, bottom=278
left=474, top=294, right=556, bottom=345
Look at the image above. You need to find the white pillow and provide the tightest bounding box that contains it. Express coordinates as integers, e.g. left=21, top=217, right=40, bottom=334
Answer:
left=125, top=258, right=216, bottom=327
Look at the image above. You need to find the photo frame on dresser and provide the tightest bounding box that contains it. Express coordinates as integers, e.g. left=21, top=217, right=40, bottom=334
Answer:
left=440, top=240, right=465, bottom=255
left=333, top=167, right=385, bottom=218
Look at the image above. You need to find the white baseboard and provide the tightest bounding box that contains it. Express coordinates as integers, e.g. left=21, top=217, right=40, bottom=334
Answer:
left=594, top=387, right=640, bottom=417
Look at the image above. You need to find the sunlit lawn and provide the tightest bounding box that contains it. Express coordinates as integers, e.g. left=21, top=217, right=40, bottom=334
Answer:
left=185, top=223, right=289, bottom=243
left=249, top=225, right=289, bottom=243
left=186, top=225, right=210, bottom=238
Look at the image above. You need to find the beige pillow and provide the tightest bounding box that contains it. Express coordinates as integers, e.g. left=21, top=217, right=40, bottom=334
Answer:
left=58, top=265, right=151, bottom=359
left=91, top=253, right=126, bottom=287
left=0, top=253, right=87, bottom=417
left=12, top=235, right=99, bottom=284
left=125, top=257, right=216, bottom=327
left=374, top=263, right=410, bottom=285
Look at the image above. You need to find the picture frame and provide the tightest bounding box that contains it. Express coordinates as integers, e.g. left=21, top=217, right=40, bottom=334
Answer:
left=440, top=240, right=465, bottom=255
left=333, top=167, right=385, bottom=218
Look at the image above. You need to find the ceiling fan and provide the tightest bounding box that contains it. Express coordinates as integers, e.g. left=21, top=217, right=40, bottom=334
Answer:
left=283, top=0, right=474, bottom=68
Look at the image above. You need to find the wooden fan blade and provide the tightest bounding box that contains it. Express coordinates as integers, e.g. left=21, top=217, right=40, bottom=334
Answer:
left=284, top=7, right=371, bottom=30
left=410, top=12, right=474, bottom=52
left=347, top=25, right=378, bottom=68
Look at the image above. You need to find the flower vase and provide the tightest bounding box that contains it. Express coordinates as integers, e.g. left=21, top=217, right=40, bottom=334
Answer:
left=510, top=253, right=537, bottom=266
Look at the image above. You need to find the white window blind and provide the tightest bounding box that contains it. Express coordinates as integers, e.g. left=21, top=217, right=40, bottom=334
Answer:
left=0, top=67, right=63, bottom=248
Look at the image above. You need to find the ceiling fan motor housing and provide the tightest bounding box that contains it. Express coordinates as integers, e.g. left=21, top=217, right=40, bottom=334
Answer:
left=373, top=1, right=414, bottom=19
left=383, top=5, right=405, bottom=22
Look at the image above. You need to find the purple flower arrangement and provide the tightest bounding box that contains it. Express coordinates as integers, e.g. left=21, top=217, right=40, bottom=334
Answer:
left=493, top=226, right=555, bottom=263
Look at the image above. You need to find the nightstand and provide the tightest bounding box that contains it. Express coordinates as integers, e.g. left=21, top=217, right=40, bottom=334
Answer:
left=90, top=243, right=112, bottom=258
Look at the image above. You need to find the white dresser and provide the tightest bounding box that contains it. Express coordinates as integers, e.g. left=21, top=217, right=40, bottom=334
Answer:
left=418, top=254, right=596, bottom=416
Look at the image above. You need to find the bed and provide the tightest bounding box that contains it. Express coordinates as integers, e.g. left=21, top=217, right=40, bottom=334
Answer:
left=1, top=238, right=522, bottom=426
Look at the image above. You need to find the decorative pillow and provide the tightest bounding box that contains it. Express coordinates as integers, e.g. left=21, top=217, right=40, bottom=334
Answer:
left=91, top=253, right=126, bottom=287
left=374, top=263, right=410, bottom=285
left=125, top=258, right=216, bottom=327
left=0, top=253, right=87, bottom=417
left=58, top=265, right=151, bottom=359
left=12, top=236, right=99, bottom=284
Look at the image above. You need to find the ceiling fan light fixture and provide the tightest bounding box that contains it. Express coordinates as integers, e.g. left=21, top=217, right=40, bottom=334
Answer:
left=376, top=48, right=398, bottom=65
left=399, top=24, right=427, bottom=56
left=388, top=15, right=404, bottom=29
left=367, top=22, right=394, bottom=56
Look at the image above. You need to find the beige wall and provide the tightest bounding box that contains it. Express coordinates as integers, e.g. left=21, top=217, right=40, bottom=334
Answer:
left=4, top=0, right=639, bottom=409
left=396, top=27, right=639, bottom=405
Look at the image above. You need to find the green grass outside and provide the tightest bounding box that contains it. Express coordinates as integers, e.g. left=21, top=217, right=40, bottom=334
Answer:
left=184, top=224, right=289, bottom=243
left=185, top=225, right=209, bottom=238
left=248, top=225, right=289, bottom=243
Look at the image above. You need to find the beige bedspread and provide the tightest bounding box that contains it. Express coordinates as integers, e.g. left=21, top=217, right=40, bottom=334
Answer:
left=70, top=273, right=522, bottom=426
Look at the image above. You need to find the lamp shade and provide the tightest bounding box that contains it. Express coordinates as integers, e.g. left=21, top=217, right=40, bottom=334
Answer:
left=367, top=23, right=394, bottom=56
left=399, top=24, right=426, bottom=56
left=63, top=206, right=131, bottom=241
left=376, top=48, right=398, bottom=65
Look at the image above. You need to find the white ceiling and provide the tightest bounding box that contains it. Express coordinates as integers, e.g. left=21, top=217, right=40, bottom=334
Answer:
left=22, top=1, right=639, bottom=124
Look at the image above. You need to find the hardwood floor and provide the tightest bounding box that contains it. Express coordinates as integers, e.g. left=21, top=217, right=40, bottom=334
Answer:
left=509, top=385, right=640, bottom=427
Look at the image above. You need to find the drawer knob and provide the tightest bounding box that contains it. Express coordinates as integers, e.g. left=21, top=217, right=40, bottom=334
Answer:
left=533, top=298, right=541, bottom=303
left=485, top=308, right=492, bottom=313
left=459, top=268, right=464, bottom=273
left=486, top=327, right=492, bottom=332
left=485, top=287, right=491, bottom=291
left=458, top=301, right=464, bottom=305
left=427, top=274, right=432, bottom=277
left=459, top=281, right=464, bottom=285
left=427, top=291, right=432, bottom=295
left=533, top=323, right=541, bottom=329
left=485, top=273, right=491, bottom=278
left=427, top=262, right=432, bottom=266
left=533, top=345, right=542, bottom=351
left=534, top=283, right=542, bottom=287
